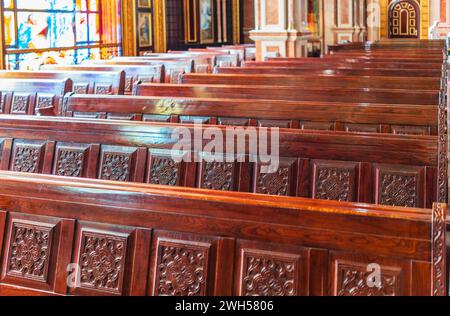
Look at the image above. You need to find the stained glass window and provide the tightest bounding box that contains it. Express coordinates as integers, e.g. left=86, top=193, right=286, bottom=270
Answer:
left=1, top=0, right=122, bottom=70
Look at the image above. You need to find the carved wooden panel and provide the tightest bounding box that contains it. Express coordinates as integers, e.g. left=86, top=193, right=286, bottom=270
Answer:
left=391, top=125, right=430, bottom=136
left=137, top=75, right=156, bottom=84
left=374, top=164, right=424, bottom=208
left=312, top=160, right=358, bottom=202
left=0, top=139, right=4, bottom=162
left=258, top=120, right=291, bottom=128
left=151, top=231, right=219, bottom=296
left=199, top=161, right=237, bottom=191
left=71, top=222, right=150, bottom=296
left=94, top=84, right=113, bottom=95
left=179, top=116, right=212, bottom=124
left=124, top=77, right=133, bottom=92
left=195, top=64, right=209, bottom=73
left=10, top=140, right=46, bottom=174
left=73, top=112, right=101, bottom=119
left=147, top=150, right=186, bottom=186
left=344, top=123, right=380, bottom=133
left=330, top=252, right=407, bottom=296
left=168, top=70, right=185, bottom=84
left=98, top=146, right=138, bottom=182
left=6, top=222, right=53, bottom=282
left=218, top=117, right=252, bottom=126
left=36, top=94, right=55, bottom=110
left=0, top=213, right=74, bottom=293
left=106, top=113, right=135, bottom=121
left=73, top=84, right=89, bottom=94
left=53, top=144, right=89, bottom=178
left=143, top=114, right=172, bottom=122
left=0, top=92, right=6, bottom=113
left=300, top=121, right=334, bottom=131
left=11, top=94, right=31, bottom=114
left=235, top=240, right=308, bottom=296
left=254, top=158, right=298, bottom=196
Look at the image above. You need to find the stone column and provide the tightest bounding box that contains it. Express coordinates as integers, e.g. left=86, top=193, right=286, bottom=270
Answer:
left=249, top=0, right=312, bottom=60
left=332, top=0, right=356, bottom=43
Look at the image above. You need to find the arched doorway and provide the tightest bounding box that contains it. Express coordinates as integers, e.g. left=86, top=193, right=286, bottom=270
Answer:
left=388, top=0, right=420, bottom=38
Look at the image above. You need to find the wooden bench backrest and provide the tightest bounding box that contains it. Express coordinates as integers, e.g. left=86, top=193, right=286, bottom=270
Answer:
left=116, top=55, right=215, bottom=73
left=135, top=83, right=440, bottom=105
left=0, top=115, right=441, bottom=208
left=63, top=94, right=439, bottom=135
left=0, top=79, right=72, bottom=115
left=41, top=64, right=164, bottom=94
left=83, top=59, right=194, bottom=83
left=183, top=73, right=441, bottom=90
left=0, top=70, right=125, bottom=95
left=251, top=58, right=443, bottom=71
left=217, top=66, right=442, bottom=77
left=269, top=56, right=444, bottom=64
left=0, top=171, right=444, bottom=296
left=188, top=48, right=240, bottom=67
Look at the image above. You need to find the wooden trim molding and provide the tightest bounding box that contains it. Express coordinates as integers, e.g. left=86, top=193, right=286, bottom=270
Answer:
left=121, top=0, right=137, bottom=56
left=0, top=4, right=4, bottom=69
left=232, top=0, right=241, bottom=44
left=432, top=203, right=446, bottom=296
left=153, top=0, right=167, bottom=53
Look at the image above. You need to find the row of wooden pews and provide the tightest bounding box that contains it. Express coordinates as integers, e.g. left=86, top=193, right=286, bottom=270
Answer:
left=0, top=42, right=447, bottom=296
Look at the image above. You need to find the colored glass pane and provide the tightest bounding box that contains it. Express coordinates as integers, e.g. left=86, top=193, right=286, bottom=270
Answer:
left=3, top=12, right=16, bottom=46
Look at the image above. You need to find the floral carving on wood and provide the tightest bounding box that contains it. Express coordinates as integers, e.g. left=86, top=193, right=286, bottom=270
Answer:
left=11, top=95, right=30, bottom=113
left=100, top=153, right=131, bottom=182
left=257, top=167, right=290, bottom=196
left=201, top=162, right=234, bottom=191
left=336, top=263, right=399, bottom=296
left=156, top=245, right=207, bottom=296
left=13, top=145, right=42, bottom=173
left=150, top=157, right=180, bottom=186
left=7, top=223, right=52, bottom=282
left=315, top=166, right=354, bottom=202
left=56, top=149, right=85, bottom=177
left=36, top=96, right=54, bottom=109
left=242, top=255, right=296, bottom=296
left=379, top=173, right=417, bottom=207
left=79, top=233, right=127, bottom=294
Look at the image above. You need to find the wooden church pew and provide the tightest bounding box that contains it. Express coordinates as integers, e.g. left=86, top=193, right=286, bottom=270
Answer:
left=41, top=64, right=164, bottom=94
left=84, top=59, right=194, bottom=83
left=188, top=48, right=241, bottom=67
left=116, top=55, right=215, bottom=73
left=243, top=58, right=443, bottom=71
left=62, top=94, right=439, bottom=135
left=0, top=115, right=442, bottom=208
left=0, top=79, right=72, bottom=115
left=0, top=70, right=126, bottom=95
left=135, top=83, right=440, bottom=105
left=216, top=66, right=443, bottom=78
left=269, top=56, right=445, bottom=65
left=182, top=73, right=441, bottom=90
left=0, top=171, right=444, bottom=296
left=0, top=172, right=444, bottom=296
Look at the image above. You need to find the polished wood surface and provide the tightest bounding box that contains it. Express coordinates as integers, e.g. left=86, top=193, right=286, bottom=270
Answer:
left=183, top=73, right=441, bottom=90
left=0, top=79, right=72, bottom=115
left=136, top=83, right=439, bottom=105
left=41, top=64, right=164, bottom=94
left=0, top=171, right=444, bottom=296
left=0, top=70, right=125, bottom=95
left=0, top=40, right=446, bottom=296
left=0, top=115, right=440, bottom=208
left=63, top=94, right=439, bottom=135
